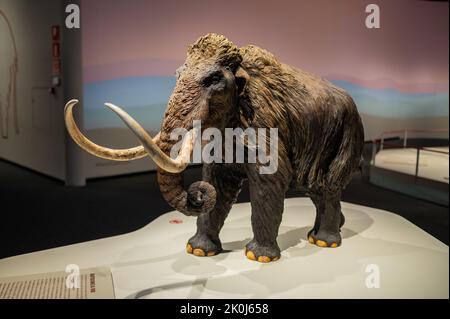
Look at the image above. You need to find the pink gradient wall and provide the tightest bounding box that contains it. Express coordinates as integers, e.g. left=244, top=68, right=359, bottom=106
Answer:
left=82, top=0, right=448, bottom=93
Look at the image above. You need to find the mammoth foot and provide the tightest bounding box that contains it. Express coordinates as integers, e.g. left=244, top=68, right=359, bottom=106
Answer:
left=307, top=229, right=341, bottom=248
left=245, top=239, right=280, bottom=263
left=186, top=234, right=222, bottom=257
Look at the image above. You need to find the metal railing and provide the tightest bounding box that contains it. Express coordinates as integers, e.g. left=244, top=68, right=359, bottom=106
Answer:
left=371, top=128, right=449, bottom=181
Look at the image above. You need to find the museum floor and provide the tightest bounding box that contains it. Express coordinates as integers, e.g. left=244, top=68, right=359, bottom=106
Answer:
left=0, top=142, right=448, bottom=259
left=1, top=198, right=447, bottom=298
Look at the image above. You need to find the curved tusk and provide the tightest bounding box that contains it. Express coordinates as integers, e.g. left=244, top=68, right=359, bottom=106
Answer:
left=64, top=99, right=159, bottom=161
left=104, top=102, right=195, bottom=173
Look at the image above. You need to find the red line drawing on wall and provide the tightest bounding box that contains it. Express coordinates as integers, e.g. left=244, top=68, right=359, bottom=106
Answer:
left=0, top=9, right=19, bottom=139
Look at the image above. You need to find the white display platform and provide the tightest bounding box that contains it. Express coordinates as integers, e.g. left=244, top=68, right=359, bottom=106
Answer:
left=373, top=147, right=449, bottom=183
left=0, top=198, right=448, bottom=299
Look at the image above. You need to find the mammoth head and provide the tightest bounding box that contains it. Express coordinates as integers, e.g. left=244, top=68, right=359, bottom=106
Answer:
left=65, top=34, right=250, bottom=216
left=166, top=34, right=249, bottom=132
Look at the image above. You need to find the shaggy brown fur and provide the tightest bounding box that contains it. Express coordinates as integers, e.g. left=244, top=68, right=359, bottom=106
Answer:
left=239, top=44, right=364, bottom=193
left=156, top=34, right=364, bottom=261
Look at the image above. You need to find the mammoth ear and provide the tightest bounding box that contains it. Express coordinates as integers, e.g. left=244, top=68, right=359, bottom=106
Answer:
left=235, top=66, right=249, bottom=96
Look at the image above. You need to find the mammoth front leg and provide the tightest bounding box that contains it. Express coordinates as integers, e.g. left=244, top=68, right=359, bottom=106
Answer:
left=308, top=191, right=344, bottom=248
left=186, top=163, right=245, bottom=257
left=245, top=163, right=291, bottom=263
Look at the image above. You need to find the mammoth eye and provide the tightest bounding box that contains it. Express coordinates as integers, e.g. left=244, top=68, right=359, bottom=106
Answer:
left=203, top=71, right=222, bottom=87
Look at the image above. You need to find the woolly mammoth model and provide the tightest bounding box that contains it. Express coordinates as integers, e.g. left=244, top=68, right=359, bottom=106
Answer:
left=65, top=34, right=364, bottom=263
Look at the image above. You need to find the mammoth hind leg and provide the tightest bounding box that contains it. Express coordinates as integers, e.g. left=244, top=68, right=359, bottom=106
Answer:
left=308, top=191, right=344, bottom=248
left=186, top=163, right=245, bottom=257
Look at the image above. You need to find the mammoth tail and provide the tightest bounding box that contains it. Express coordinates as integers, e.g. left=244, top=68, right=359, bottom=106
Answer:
left=327, top=105, right=365, bottom=191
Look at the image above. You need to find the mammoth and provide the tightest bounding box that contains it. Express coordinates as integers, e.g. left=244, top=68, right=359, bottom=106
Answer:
left=65, top=34, right=364, bottom=263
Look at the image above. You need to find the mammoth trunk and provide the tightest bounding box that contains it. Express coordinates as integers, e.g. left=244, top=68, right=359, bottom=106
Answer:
left=157, top=132, right=217, bottom=216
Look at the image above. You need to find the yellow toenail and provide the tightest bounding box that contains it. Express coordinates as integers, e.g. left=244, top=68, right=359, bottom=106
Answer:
left=330, top=243, right=338, bottom=248
left=258, top=256, right=271, bottom=263
left=308, top=236, right=315, bottom=244
left=193, top=248, right=205, bottom=256
left=246, top=250, right=256, bottom=260
left=186, top=244, right=193, bottom=254
left=207, top=251, right=216, bottom=256
left=316, top=240, right=328, bottom=247
left=272, top=256, right=280, bottom=261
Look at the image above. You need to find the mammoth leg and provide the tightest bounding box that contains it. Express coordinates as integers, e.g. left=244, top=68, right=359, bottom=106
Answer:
left=308, top=191, right=344, bottom=248
left=187, top=163, right=245, bottom=257
left=245, top=162, right=292, bottom=263
left=309, top=193, right=324, bottom=236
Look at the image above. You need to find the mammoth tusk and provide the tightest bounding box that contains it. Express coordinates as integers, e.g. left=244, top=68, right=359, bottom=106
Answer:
left=104, top=102, right=196, bottom=173
left=64, top=99, right=158, bottom=161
